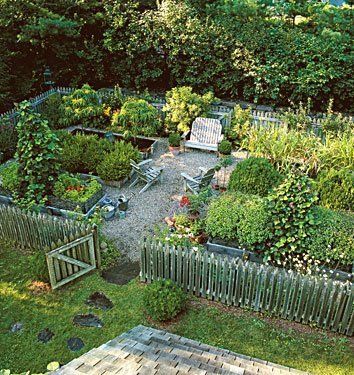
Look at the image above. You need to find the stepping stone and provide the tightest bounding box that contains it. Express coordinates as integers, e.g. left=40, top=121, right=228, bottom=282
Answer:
left=67, top=337, right=84, bottom=352
left=86, top=292, right=113, bottom=310
left=10, top=322, right=23, bottom=333
left=38, top=328, right=54, bottom=343
left=73, top=313, right=103, bottom=328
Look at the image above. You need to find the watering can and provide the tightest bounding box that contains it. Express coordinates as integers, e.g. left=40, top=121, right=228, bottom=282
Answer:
left=117, top=194, right=130, bottom=212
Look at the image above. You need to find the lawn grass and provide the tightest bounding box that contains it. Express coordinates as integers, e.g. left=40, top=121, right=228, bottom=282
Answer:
left=0, top=241, right=353, bottom=374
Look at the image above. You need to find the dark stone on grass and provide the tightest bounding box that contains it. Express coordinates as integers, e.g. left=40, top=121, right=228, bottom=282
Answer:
left=38, top=328, right=54, bottom=343
left=10, top=322, right=23, bottom=333
left=73, top=313, right=103, bottom=328
left=102, top=257, right=140, bottom=285
left=86, top=292, right=113, bottom=310
left=67, top=337, right=84, bottom=351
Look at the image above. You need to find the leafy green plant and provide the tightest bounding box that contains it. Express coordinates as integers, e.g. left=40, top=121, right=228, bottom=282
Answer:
left=243, top=125, right=321, bottom=176
left=96, top=141, right=140, bottom=181
left=306, top=207, right=354, bottom=268
left=15, top=101, right=61, bottom=209
left=320, top=99, right=353, bottom=134
left=168, top=132, right=181, bottom=147
left=0, top=162, right=19, bottom=193
left=143, top=279, right=187, bottom=321
left=205, top=192, right=270, bottom=247
left=228, top=157, right=283, bottom=197
left=218, top=140, right=232, bottom=155
left=280, top=100, right=313, bottom=132
left=265, top=171, right=318, bottom=262
left=53, top=173, right=102, bottom=203
left=317, top=168, right=354, bottom=211
left=226, top=105, right=252, bottom=145
left=41, top=93, right=64, bottom=129
left=60, top=133, right=112, bottom=174
left=163, top=86, right=214, bottom=132
left=187, top=187, right=213, bottom=214
left=99, top=84, right=124, bottom=110
left=111, top=98, right=161, bottom=136
left=59, top=85, right=108, bottom=129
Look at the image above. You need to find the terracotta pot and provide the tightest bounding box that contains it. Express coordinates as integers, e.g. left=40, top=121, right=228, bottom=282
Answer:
left=169, top=145, right=180, bottom=156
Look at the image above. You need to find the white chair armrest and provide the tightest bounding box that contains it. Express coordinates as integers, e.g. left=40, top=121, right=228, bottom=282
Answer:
left=138, top=159, right=153, bottom=167
left=198, top=167, right=208, bottom=175
left=181, top=130, right=190, bottom=140
left=181, top=173, right=200, bottom=184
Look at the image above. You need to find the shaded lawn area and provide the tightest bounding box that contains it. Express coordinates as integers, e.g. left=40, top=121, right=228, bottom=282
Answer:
left=0, top=242, right=353, bottom=375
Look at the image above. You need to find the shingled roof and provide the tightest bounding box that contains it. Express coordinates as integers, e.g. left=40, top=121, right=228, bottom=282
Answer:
left=53, top=325, right=309, bottom=375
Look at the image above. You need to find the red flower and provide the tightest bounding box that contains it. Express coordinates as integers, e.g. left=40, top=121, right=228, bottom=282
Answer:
left=180, top=196, right=190, bottom=207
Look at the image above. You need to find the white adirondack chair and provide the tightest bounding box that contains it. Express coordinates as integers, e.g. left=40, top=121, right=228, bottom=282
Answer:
left=182, top=117, right=224, bottom=152
left=130, top=159, right=164, bottom=194
left=181, top=167, right=215, bottom=194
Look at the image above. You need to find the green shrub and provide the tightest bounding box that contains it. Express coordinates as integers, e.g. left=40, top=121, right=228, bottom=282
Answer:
left=265, top=171, right=318, bottom=262
left=96, top=141, right=140, bottom=181
left=41, top=93, right=65, bottom=129
left=143, top=279, right=187, bottom=321
left=168, top=132, right=181, bottom=147
left=206, top=193, right=270, bottom=247
left=60, top=84, right=108, bottom=129
left=226, top=105, right=252, bottom=145
left=280, top=100, right=313, bottom=132
left=112, top=98, right=161, bottom=136
left=99, top=85, right=124, bottom=110
left=53, top=173, right=102, bottom=203
left=0, top=162, right=19, bottom=193
left=163, top=86, right=214, bottom=133
left=218, top=140, right=232, bottom=155
left=306, top=207, right=354, bottom=267
left=0, top=119, right=17, bottom=162
left=60, top=133, right=113, bottom=174
left=228, top=157, right=282, bottom=197
left=317, top=168, right=354, bottom=211
left=320, top=100, right=353, bottom=134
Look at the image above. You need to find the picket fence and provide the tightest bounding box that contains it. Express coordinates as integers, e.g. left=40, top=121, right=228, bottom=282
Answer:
left=0, top=205, right=100, bottom=288
left=140, top=241, right=354, bottom=336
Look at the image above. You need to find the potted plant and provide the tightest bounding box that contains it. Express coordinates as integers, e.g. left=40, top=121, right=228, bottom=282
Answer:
left=100, top=204, right=116, bottom=221
left=168, top=133, right=181, bottom=156
left=218, top=139, right=232, bottom=156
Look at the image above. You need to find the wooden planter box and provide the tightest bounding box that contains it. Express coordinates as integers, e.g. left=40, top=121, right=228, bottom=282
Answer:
left=206, top=239, right=353, bottom=282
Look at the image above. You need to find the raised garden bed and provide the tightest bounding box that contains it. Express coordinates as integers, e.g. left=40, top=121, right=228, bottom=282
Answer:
left=68, top=127, right=158, bottom=159
left=206, top=239, right=353, bottom=282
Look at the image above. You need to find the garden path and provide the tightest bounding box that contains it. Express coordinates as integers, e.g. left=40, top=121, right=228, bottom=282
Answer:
left=102, top=139, right=240, bottom=261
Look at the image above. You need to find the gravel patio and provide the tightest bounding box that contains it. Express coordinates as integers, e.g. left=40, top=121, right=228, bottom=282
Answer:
left=102, top=139, right=240, bottom=261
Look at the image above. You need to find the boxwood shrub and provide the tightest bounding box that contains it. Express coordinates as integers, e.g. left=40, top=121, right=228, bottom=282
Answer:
left=317, top=168, right=354, bottom=211
left=205, top=192, right=271, bottom=248
left=143, top=279, right=187, bottom=321
left=306, top=207, right=354, bottom=268
left=228, top=157, right=282, bottom=197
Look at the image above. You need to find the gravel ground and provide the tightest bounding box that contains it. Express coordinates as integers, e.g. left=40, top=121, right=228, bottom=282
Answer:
left=102, top=139, right=241, bottom=261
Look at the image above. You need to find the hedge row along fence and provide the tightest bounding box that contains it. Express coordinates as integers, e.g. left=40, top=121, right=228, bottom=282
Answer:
left=0, top=86, right=352, bottom=131
left=140, top=241, right=354, bottom=336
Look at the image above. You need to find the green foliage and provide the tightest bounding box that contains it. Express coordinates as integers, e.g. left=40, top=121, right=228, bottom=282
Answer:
left=53, top=173, right=102, bottom=204
left=0, top=119, right=17, bottom=162
left=317, top=168, right=354, bottom=211
left=15, top=101, right=61, bottom=209
left=228, top=157, right=283, bottom=197
left=320, top=100, right=353, bottom=134
left=0, top=162, right=19, bottom=193
left=112, top=98, right=161, bottom=136
left=60, top=85, right=108, bottom=129
left=163, top=86, right=214, bottom=132
left=143, top=279, right=187, bottom=321
left=187, top=187, right=213, bottom=214
left=96, top=141, right=140, bottom=181
left=218, top=140, right=232, bottom=155
left=280, top=100, right=313, bottom=132
left=243, top=125, right=322, bottom=176
left=27, top=251, right=49, bottom=283
left=205, top=193, right=270, bottom=247
left=265, top=171, right=318, bottom=262
left=60, top=133, right=113, bottom=174
left=41, top=93, right=65, bottom=130
left=168, top=132, right=181, bottom=147
left=226, top=105, right=252, bottom=145
left=99, top=85, right=124, bottom=110
left=306, top=207, right=354, bottom=267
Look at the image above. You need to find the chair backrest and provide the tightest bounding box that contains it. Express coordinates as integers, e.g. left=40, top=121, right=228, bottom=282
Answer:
left=200, top=168, right=215, bottom=188
left=190, top=117, right=223, bottom=145
left=130, top=159, right=146, bottom=178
